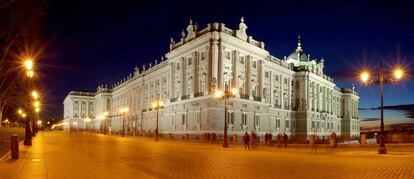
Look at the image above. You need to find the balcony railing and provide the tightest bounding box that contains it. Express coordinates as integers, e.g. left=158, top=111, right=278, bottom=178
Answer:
left=194, top=92, right=204, bottom=97
left=181, top=95, right=190, bottom=100
left=170, top=97, right=178, bottom=102
left=240, top=94, right=249, bottom=100
left=253, top=96, right=261, bottom=102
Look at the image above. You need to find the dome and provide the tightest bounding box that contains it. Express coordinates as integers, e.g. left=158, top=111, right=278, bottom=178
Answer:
left=287, top=50, right=309, bottom=62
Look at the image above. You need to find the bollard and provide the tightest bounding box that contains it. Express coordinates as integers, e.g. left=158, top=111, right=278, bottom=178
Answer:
left=11, top=134, right=19, bottom=159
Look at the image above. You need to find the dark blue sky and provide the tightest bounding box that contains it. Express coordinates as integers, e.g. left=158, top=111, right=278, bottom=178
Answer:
left=39, top=0, right=414, bottom=120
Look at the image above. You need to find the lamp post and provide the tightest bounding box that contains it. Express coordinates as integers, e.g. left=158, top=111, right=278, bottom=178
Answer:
left=359, top=59, right=405, bottom=154
left=152, top=99, right=164, bottom=141
left=23, top=59, right=34, bottom=145
left=214, top=86, right=238, bottom=148
left=119, top=107, right=129, bottom=137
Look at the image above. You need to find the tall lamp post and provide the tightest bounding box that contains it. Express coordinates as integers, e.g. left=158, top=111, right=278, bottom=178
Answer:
left=152, top=99, right=164, bottom=141
left=120, top=107, right=129, bottom=137
left=359, top=60, right=405, bottom=154
left=23, top=59, right=34, bottom=145
left=214, top=86, right=238, bottom=148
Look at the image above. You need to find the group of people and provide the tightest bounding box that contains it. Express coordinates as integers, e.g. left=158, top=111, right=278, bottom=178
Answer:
left=243, top=132, right=289, bottom=150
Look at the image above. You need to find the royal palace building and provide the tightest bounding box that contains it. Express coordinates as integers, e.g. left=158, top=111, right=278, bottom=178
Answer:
left=63, top=18, right=360, bottom=142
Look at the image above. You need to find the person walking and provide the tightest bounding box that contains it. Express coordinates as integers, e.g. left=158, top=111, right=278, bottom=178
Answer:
left=264, top=133, right=268, bottom=146
left=277, top=133, right=282, bottom=148
left=243, top=132, right=250, bottom=150
left=283, top=133, right=288, bottom=147
left=268, top=133, right=273, bottom=146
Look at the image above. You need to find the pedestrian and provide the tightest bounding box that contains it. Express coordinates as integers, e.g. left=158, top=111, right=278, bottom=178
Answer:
left=268, top=133, right=272, bottom=146
left=283, top=133, right=288, bottom=147
left=333, top=132, right=338, bottom=147
left=243, top=132, right=250, bottom=150
left=329, top=132, right=335, bottom=148
left=277, top=133, right=282, bottom=148
left=265, top=133, right=268, bottom=146
left=250, top=132, right=256, bottom=149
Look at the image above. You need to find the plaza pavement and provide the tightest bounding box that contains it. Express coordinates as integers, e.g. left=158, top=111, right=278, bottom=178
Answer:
left=0, top=131, right=413, bottom=179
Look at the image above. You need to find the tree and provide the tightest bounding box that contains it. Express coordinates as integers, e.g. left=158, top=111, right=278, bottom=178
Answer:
left=0, top=0, right=46, bottom=122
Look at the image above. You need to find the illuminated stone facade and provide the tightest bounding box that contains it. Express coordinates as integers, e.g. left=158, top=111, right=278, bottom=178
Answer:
left=63, top=18, right=360, bottom=141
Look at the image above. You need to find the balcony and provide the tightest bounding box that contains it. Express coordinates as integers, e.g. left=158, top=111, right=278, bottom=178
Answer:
left=240, top=94, right=249, bottom=100
left=194, top=92, right=204, bottom=97
left=253, top=96, right=261, bottom=102
left=274, top=105, right=281, bottom=109
left=170, top=97, right=178, bottom=102
left=181, top=95, right=190, bottom=100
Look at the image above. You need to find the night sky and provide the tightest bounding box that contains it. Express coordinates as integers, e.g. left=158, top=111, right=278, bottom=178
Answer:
left=39, top=0, right=414, bottom=120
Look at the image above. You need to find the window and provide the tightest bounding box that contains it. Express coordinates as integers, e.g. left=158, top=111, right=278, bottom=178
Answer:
left=227, top=112, right=235, bottom=125
left=285, top=120, right=290, bottom=128
left=239, top=57, right=244, bottom=64
left=242, top=114, right=247, bottom=125
left=188, top=58, right=192, bottom=66
left=284, top=78, right=288, bottom=84
left=177, top=63, right=180, bottom=70
left=201, top=52, right=206, bottom=61
left=265, top=71, right=269, bottom=78
left=312, top=121, right=315, bottom=128
left=254, top=115, right=260, bottom=126
left=225, top=51, right=231, bottom=60
left=252, top=61, right=257, bottom=68
left=181, top=114, right=186, bottom=125
left=276, top=118, right=280, bottom=128
left=275, top=75, right=279, bottom=81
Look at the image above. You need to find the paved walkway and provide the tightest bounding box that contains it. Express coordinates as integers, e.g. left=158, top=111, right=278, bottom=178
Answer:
left=0, top=131, right=414, bottom=179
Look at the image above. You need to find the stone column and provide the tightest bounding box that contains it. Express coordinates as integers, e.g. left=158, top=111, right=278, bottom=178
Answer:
left=258, top=60, right=265, bottom=102
left=181, top=57, right=186, bottom=97
left=194, top=51, right=199, bottom=94
left=245, top=56, right=252, bottom=99
left=232, top=50, right=238, bottom=88
left=210, top=32, right=219, bottom=91
left=218, top=43, right=224, bottom=89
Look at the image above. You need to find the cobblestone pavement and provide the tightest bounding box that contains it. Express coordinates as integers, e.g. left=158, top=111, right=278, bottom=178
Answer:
left=1, top=131, right=413, bottom=179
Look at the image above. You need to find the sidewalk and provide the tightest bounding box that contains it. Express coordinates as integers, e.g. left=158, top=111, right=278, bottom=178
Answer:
left=0, top=134, right=45, bottom=179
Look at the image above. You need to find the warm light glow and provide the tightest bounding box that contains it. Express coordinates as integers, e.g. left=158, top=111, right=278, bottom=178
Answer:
left=33, top=101, right=40, bottom=108
left=231, top=88, right=238, bottom=96
left=159, top=101, right=164, bottom=106
left=103, top=111, right=109, bottom=116
left=73, top=122, right=77, bottom=125
left=119, top=107, right=129, bottom=114
left=17, top=109, right=23, bottom=114
left=22, top=113, right=26, bottom=118
left=214, top=90, right=223, bottom=98
left=84, top=117, right=91, bottom=122
left=35, top=108, right=40, bottom=113
left=152, top=102, right=157, bottom=108
left=24, top=59, right=33, bottom=70
left=393, top=68, right=404, bottom=80
left=26, top=70, right=34, bottom=78
left=360, top=71, right=369, bottom=83
left=37, top=120, right=42, bottom=125
left=31, top=91, right=39, bottom=99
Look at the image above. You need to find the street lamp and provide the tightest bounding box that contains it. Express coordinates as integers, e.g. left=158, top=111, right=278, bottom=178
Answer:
left=358, top=60, right=406, bottom=154
left=214, top=86, right=238, bottom=148
left=152, top=99, right=164, bottom=141
left=23, top=58, right=35, bottom=144
left=119, top=107, right=129, bottom=137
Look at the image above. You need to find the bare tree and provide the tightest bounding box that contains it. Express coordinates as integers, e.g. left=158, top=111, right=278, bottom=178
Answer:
left=0, top=0, right=46, bottom=122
